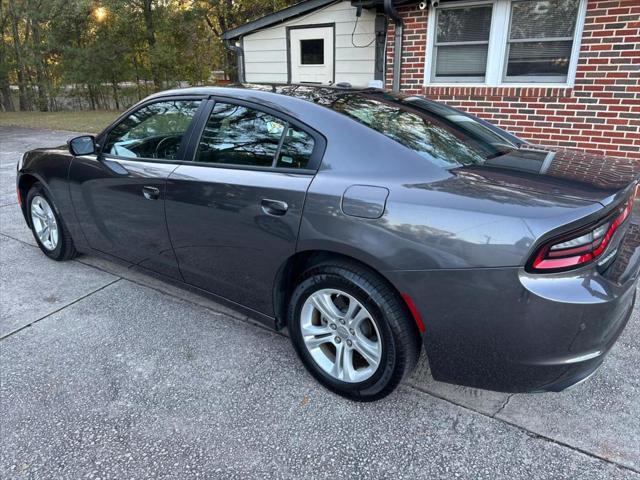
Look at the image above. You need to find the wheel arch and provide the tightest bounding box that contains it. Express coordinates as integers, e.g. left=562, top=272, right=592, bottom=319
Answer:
left=272, top=248, right=422, bottom=336
left=17, top=173, right=43, bottom=226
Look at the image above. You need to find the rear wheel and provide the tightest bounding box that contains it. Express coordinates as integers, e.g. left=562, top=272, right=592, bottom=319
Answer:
left=27, top=182, right=77, bottom=261
left=287, top=261, right=421, bottom=401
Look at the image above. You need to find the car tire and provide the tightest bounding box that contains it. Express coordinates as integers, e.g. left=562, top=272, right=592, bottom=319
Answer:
left=26, top=182, right=77, bottom=261
left=287, top=260, right=421, bottom=401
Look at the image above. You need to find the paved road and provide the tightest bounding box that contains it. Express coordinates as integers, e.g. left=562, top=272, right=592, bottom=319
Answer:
left=1, top=126, right=639, bottom=479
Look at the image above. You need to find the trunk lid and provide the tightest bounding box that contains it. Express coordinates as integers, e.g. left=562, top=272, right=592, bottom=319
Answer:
left=462, top=146, right=639, bottom=207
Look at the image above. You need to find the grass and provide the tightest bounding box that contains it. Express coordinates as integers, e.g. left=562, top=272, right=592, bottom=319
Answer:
left=0, top=110, right=122, bottom=133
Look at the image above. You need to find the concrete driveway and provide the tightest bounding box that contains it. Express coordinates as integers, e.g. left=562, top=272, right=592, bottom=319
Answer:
left=1, top=126, right=638, bottom=479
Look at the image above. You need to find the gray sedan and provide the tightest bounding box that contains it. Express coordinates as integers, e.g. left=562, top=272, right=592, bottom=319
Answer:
left=16, top=84, right=639, bottom=400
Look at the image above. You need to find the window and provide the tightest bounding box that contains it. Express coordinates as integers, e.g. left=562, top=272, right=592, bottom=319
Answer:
left=427, top=0, right=585, bottom=86
left=104, top=100, right=201, bottom=160
left=505, top=0, right=580, bottom=82
left=434, top=5, right=493, bottom=81
left=196, top=102, right=315, bottom=169
left=300, top=39, right=324, bottom=65
left=276, top=126, right=315, bottom=169
left=197, top=103, right=282, bottom=166
left=331, top=94, right=518, bottom=168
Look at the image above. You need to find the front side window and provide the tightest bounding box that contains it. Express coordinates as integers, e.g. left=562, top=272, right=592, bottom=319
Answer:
left=196, top=102, right=315, bottom=169
left=433, top=5, right=493, bottom=81
left=104, top=100, right=201, bottom=160
left=428, top=0, right=585, bottom=85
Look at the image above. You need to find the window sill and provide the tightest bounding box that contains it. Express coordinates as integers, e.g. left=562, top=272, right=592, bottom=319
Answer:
left=422, top=84, right=574, bottom=98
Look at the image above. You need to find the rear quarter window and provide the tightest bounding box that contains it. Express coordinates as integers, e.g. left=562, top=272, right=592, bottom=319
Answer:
left=331, top=94, right=516, bottom=168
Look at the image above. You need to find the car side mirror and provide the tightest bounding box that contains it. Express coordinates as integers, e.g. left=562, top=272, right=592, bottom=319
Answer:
left=68, top=135, right=96, bottom=156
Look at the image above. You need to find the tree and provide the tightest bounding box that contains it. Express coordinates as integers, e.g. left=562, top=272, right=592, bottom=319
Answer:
left=195, top=0, right=294, bottom=82
left=0, top=0, right=15, bottom=110
left=2, top=0, right=298, bottom=111
left=7, top=0, right=31, bottom=110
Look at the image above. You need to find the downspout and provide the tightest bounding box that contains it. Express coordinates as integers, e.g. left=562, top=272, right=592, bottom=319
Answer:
left=383, top=0, right=403, bottom=92
left=225, top=39, right=245, bottom=83
left=374, top=14, right=388, bottom=82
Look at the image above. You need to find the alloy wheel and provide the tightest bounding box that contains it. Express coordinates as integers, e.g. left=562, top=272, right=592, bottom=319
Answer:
left=30, top=195, right=59, bottom=251
left=300, top=288, right=382, bottom=383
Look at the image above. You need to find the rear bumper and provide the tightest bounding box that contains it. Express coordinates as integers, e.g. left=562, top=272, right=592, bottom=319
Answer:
left=388, top=252, right=639, bottom=393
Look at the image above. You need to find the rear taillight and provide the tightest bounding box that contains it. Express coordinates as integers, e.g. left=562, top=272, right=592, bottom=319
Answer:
left=529, top=194, right=635, bottom=272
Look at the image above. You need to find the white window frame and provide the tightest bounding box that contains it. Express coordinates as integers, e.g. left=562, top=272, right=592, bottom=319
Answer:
left=423, top=0, right=588, bottom=88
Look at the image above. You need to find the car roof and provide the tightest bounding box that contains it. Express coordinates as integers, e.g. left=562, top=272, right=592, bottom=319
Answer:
left=147, top=83, right=523, bottom=146
left=145, top=82, right=402, bottom=129
left=150, top=82, right=396, bottom=104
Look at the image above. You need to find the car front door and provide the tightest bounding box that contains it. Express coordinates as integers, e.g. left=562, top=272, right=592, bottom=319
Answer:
left=165, top=98, right=324, bottom=315
left=68, top=97, right=205, bottom=279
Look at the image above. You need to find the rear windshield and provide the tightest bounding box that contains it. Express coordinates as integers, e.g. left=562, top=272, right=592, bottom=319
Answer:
left=330, top=93, right=519, bottom=168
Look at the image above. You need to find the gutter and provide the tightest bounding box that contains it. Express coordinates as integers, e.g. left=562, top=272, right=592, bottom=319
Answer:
left=225, top=40, right=245, bottom=83
left=383, top=0, right=403, bottom=91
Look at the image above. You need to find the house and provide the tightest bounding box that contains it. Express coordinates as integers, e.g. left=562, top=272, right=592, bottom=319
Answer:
left=222, top=0, right=639, bottom=160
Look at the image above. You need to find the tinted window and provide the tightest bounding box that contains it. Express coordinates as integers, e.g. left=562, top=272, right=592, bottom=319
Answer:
left=196, top=102, right=285, bottom=167
left=403, top=97, right=520, bottom=149
left=104, top=100, right=201, bottom=160
left=196, top=102, right=316, bottom=169
left=331, top=94, right=517, bottom=168
left=276, top=126, right=315, bottom=169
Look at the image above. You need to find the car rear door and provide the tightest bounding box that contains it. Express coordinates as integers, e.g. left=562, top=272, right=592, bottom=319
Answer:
left=68, top=96, right=206, bottom=279
left=165, top=97, right=325, bottom=315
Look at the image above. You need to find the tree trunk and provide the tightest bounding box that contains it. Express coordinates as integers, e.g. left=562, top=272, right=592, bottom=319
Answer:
left=111, top=79, right=120, bottom=110
left=143, top=0, right=161, bottom=90
left=0, top=42, right=14, bottom=111
left=205, top=2, right=238, bottom=82
left=87, top=84, right=96, bottom=110
left=225, top=49, right=238, bottom=83
left=0, top=85, right=14, bottom=112
left=8, top=0, right=31, bottom=110
left=132, top=54, right=141, bottom=100
left=31, top=19, right=49, bottom=112
left=0, top=2, right=14, bottom=111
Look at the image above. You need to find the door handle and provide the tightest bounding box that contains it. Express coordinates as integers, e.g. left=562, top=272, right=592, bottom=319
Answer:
left=142, top=186, right=160, bottom=200
left=261, top=198, right=288, bottom=216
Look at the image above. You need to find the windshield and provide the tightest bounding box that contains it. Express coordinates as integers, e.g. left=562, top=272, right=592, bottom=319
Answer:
left=330, top=93, right=519, bottom=168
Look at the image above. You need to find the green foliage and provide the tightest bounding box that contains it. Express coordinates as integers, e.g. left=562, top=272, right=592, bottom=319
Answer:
left=0, top=0, right=295, bottom=112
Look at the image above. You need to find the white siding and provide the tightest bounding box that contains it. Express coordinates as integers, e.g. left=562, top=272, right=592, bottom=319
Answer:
left=242, top=1, right=377, bottom=86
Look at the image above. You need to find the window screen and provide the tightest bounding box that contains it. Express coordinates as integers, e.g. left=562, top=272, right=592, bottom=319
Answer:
left=300, top=39, right=325, bottom=65
left=505, top=0, right=580, bottom=81
left=434, top=5, right=493, bottom=80
left=196, top=102, right=284, bottom=167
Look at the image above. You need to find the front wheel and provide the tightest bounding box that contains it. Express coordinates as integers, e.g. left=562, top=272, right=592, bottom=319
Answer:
left=26, top=182, right=77, bottom=261
left=287, top=261, right=421, bottom=401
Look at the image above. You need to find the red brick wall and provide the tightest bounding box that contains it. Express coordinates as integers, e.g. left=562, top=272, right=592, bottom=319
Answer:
left=385, top=0, right=640, bottom=161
